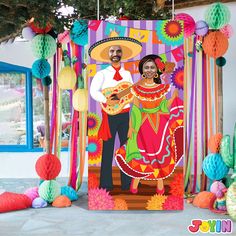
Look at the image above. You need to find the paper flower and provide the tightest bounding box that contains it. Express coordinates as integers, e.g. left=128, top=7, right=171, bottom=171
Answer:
left=88, top=188, right=114, bottom=210
left=169, top=173, right=184, bottom=197
left=113, top=198, right=128, bottom=210
left=146, top=194, right=167, bottom=210
left=156, top=20, right=183, bottom=46
left=163, top=195, right=183, bottom=210
left=88, top=172, right=99, bottom=190
left=170, top=66, right=184, bottom=90
left=87, top=113, right=101, bottom=136
left=88, top=136, right=102, bottom=165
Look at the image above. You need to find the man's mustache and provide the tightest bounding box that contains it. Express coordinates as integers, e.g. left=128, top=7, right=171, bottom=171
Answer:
left=111, top=56, right=121, bottom=60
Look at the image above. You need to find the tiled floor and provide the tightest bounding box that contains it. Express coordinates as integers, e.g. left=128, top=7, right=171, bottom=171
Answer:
left=0, top=178, right=235, bottom=236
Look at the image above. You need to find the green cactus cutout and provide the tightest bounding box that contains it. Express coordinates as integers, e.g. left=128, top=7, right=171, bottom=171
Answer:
left=220, top=123, right=236, bottom=180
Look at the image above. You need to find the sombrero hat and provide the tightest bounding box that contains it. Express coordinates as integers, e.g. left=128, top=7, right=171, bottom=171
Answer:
left=88, top=31, right=142, bottom=62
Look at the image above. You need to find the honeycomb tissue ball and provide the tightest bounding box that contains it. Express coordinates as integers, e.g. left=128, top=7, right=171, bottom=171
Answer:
left=208, top=133, right=223, bottom=153
left=32, top=197, right=48, bottom=208
left=61, top=186, right=78, bottom=201
left=52, top=195, right=72, bottom=208
left=22, top=27, right=36, bottom=40
left=205, top=2, right=230, bottom=30
left=24, top=187, right=39, bottom=201
left=202, top=31, right=228, bottom=58
left=175, top=13, right=195, bottom=38
left=58, top=30, right=71, bottom=44
left=202, top=153, right=229, bottom=180
left=38, top=180, right=61, bottom=203
left=35, top=154, right=61, bottom=180
left=32, top=59, right=51, bottom=79
left=220, top=24, right=234, bottom=38
left=31, top=34, right=57, bottom=59
left=195, top=20, right=209, bottom=36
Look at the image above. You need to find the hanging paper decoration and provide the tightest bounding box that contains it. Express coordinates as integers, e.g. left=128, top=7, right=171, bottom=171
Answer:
left=155, top=20, right=183, bottom=46
left=205, top=2, right=230, bottom=30
left=32, top=59, right=51, bottom=79
left=31, top=34, right=57, bottom=59
left=171, top=45, right=184, bottom=62
left=105, top=22, right=126, bottom=37
left=88, top=20, right=101, bottom=31
left=202, top=31, right=228, bottom=58
left=58, top=30, right=71, bottom=44
left=170, top=66, right=184, bottom=90
left=195, top=20, right=209, bottom=36
left=87, top=136, right=102, bottom=165
left=216, top=57, right=226, bottom=67
left=220, top=24, right=234, bottom=39
left=175, top=13, right=196, bottom=38
left=70, top=20, right=88, bottom=46
left=72, top=88, right=88, bottom=112
left=87, top=113, right=101, bottom=136
left=129, top=28, right=150, bottom=43
left=22, top=27, right=36, bottom=40
left=30, top=22, right=52, bottom=34
left=57, top=66, right=77, bottom=90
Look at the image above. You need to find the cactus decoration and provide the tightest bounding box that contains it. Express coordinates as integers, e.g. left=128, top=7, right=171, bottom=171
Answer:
left=220, top=123, right=236, bottom=221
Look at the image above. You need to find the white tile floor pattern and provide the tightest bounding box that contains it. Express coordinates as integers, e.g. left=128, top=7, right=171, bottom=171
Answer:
left=0, top=178, right=235, bottom=236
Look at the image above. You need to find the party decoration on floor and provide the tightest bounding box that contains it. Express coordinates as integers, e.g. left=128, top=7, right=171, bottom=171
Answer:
left=175, top=13, right=195, bottom=38
left=209, top=181, right=227, bottom=214
left=24, top=187, right=39, bottom=201
left=38, top=180, right=61, bottom=203
left=192, top=191, right=215, bottom=209
left=88, top=188, right=114, bottom=210
left=61, top=186, right=78, bottom=201
left=52, top=195, right=72, bottom=208
left=205, top=2, right=230, bottom=30
left=202, top=31, right=228, bottom=59
left=155, top=20, right=183, bottom=46
left=35, top=153, right=61, bottom=180
left=146, top=194, right=167, bottom=210
left=31, top=34, right=57, bottom=59
left=32, top=197, right=48, bottom=208
left=0, top=192, right=32, bottom=213
left=195, top=20, right=209, bottom=36
left=220, top=123, right=236, bottom=220
left=113, top=198, right=128, bottom=210
left=203, top=153, right=229, bottom=180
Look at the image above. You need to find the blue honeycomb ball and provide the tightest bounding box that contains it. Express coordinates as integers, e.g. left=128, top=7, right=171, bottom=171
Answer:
left=61, top=186, right=78, bottom=201
left=32, top=59, right=51, bottom=79
left=70, top=20, right=88, bottom=46
left=31, top=34, right=57, bottom=59
left=203, top=153, right=229, bottom=180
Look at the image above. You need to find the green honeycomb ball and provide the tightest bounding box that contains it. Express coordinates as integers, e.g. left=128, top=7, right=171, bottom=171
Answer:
left=205, top=3, right=230, bottom=30
left=31, top=34, right=57, bottom=59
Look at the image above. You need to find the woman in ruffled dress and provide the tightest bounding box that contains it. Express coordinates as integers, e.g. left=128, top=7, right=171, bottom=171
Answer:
left=115, top=54, right=184, bottom=194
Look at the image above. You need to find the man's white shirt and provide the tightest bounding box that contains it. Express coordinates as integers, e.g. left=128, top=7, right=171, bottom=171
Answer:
left=90, top=66, right=133, bottom=109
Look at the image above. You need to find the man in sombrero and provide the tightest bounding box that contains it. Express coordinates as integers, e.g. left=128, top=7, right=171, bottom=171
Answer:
left=89, top=31, right=142, bottom=191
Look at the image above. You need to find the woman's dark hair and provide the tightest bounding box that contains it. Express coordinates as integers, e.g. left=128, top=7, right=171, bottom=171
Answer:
left=138, top=54, right=163, bottom=84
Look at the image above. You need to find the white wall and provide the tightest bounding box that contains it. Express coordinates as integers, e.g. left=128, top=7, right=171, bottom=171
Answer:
left=0, top=3, right=235, bottom=178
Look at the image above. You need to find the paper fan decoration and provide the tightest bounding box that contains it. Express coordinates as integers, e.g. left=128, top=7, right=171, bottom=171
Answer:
left=170, top=66, right=184, bottom=90
left=155, top=20, right=183, bottom=46
left=87, top=113, right=101, bottom=136
left=88, top=136, right=102, bottom=165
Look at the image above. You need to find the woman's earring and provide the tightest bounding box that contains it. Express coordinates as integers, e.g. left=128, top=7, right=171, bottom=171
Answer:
left=142, top=73, right=146, bottom=79
left=154, top=73, right=159, bottom=78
